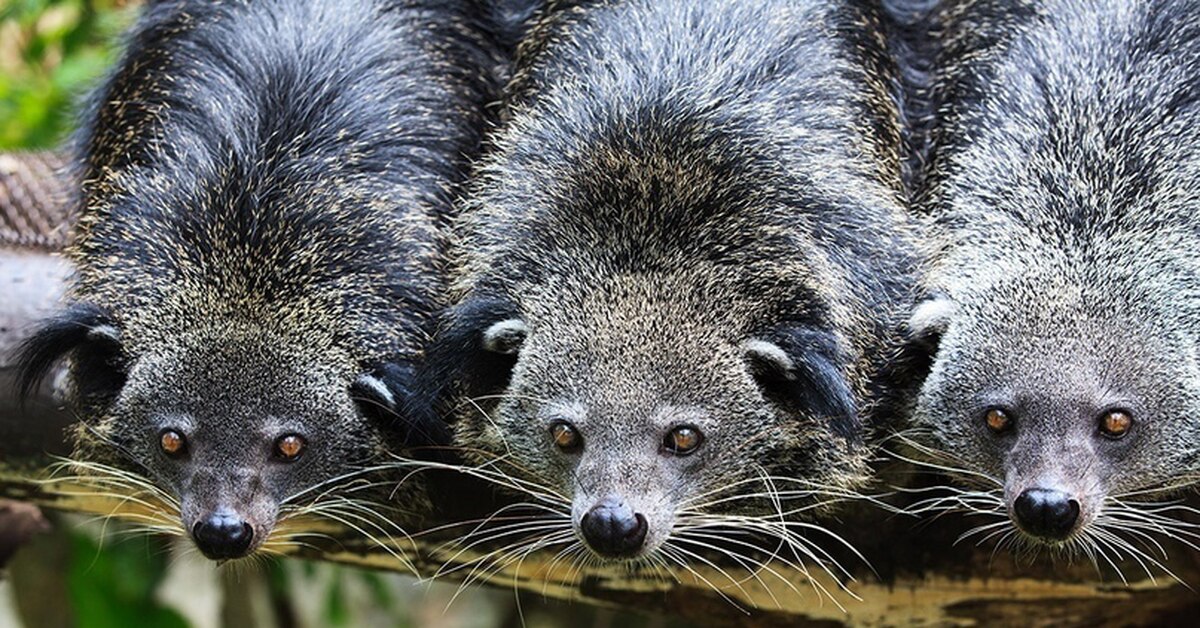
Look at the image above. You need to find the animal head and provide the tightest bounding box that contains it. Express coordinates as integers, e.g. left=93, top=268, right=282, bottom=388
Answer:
left=18, top=305, right=407, bottom=559
left=905, top=252, right=1200, bottom=548
left=434, top=0, right=913, bottom=572
left=898, top=0, right=1200, bottom=557
left=448, top=276, right=866, bottom=562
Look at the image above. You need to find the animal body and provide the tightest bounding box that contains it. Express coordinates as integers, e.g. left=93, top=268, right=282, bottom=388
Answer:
left=17, top=0, right=500, bottom=561
left=902, top=0, right=1200, bottom=558
left=435, top=0, right=919, bottom=577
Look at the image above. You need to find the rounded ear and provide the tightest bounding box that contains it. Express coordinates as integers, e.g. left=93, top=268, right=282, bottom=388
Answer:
left=352, top=372, right=397, bottom=413
left=743, top=330, right=858, bottom=442
left=907, top=297, right=956, bottom=349
left=351, top=362, right=449, bottom=447
left=870, top=296, right=958, bottom=433
left=416, top=296, right=524, bottom=453
left=15, top=303, right=126, bottom=407
left=743, top=339, right=796, bottom=380
left=482, top=319, right=528, bottom=355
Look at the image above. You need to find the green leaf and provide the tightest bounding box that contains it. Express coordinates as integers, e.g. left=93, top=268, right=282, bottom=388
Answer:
left=65, top=532, right=190, bottom=628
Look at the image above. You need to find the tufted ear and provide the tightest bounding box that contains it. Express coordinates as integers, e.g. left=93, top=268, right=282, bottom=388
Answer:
left=867, top=295, right=959, bottom=432
left=744, top=328, right=858, bottom=442
left=482, top=319, right=528, bottom=355
left=15, top=303, right=126, bottom=407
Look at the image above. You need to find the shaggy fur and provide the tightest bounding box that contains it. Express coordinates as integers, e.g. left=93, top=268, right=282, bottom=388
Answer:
left=903, top=0, right=1200, bottom=552
left=434, top=0, right=920, bottom=566
left=16, top=0, right=501, bottom=559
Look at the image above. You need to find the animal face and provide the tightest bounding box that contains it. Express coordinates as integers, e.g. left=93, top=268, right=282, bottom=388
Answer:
left=20, top=310, right=399, bottom=560
left=453, top=274, right=864, bottom=563
left=907, top=271, right=1200, bottom=547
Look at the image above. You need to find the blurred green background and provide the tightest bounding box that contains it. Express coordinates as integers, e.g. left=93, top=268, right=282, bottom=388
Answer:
left=0, top=0, right=134, bottom=149
left=0, top=1, right=673, bottom=626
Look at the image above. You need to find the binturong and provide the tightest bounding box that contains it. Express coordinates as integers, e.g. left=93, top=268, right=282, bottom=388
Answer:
left=15, top=0, right=500, bottom=561
left=899, top=0, right=1200, bottom=562
left=430, top=0, right=920, bottom=583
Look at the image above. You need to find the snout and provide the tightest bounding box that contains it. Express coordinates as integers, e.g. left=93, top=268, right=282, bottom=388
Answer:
left=191, top=511, right=255, bottom=559
left=580, top=497, right=649, bottom=558
left=1013, top=488, right=1080, bottom=541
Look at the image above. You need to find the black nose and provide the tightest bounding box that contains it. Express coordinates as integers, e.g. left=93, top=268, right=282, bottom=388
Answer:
left=191, top=512, right=254, bottom=559
left=1013, top=488, right=1080, bottom=540
left=580, top=498, right=648, bottom=558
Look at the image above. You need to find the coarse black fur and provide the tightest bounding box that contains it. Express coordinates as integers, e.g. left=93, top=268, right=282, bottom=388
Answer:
left=901, top=0, right=1200, bottom=564
left=429, top=0, right=921, bottom=578
left=480, top=0, right=546, bottom=58
left=878, top=0, right=940, bottom=197
left=16, top=0, right=501, bottom=560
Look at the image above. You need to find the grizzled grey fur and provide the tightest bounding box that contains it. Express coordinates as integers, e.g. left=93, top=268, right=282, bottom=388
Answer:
left=904, top=0, right=1200, bottom=548
left=435, top=0, right=920, bottom=563
left=17, top=0, right=501, bottom=559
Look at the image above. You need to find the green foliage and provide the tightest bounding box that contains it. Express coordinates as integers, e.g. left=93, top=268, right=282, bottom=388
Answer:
left=65, top=532, right=189, bottom=628
left=0, top=0, right=137, bottom=149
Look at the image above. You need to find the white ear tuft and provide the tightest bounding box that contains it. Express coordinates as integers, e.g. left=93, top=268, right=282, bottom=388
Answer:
left=908, top=298, right=957, bottom=339
left=743, top=339, right=795, bottom=378
left=87, top=324, right=121, bottom=344
left=482, top=319, right=528, bottom=355
left=354, top=373, right=395, bottom=409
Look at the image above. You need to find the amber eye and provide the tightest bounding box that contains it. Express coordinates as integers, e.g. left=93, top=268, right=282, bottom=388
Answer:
left=663, top=425, right=704, bottom=456
left=549, top=421, right=582, bottom=453
left=1099, top=410, right=1133, bottom=439
left=984, top=408, right=1013, bottom=434
left=160, top=429, right=187, bottom=458
left=274, top=434, right=306, bottom=461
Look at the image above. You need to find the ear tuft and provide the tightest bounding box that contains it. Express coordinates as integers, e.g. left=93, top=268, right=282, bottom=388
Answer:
left=482, top=319, right=528, bottom=355
left=415, top=297, right=524, bottom=454
left=352, top=362, right=450, bottom=448
left=351, top=363, right=415, bottom=417
left=86, top=325, right=122, bottom=344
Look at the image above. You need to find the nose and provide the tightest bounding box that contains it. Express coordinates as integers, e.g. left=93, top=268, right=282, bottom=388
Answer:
left=580, top=498, right=649, bottom=558
left=191, top=512, right=254, bottom=559
left=1013, top=488, right=1080, bottom=540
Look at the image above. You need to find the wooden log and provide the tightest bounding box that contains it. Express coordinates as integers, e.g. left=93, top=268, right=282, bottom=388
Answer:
left=2, top=151, right=1199, bottom=626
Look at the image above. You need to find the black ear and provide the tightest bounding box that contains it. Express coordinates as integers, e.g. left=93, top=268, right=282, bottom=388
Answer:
left=481, top=318, right=527, bottom=355
left=15, top=303, right=125, bottom=406
left=406, top=296, right=525, bottom=451
left=351, top=361, right=449, bottom=448
left=434, top=296, right=524, bottom=394
left=744, top=328, right=859, bottom=442
left=892, top=296, right=955, bottom=393
left=867, top=296, right=958, bottom=434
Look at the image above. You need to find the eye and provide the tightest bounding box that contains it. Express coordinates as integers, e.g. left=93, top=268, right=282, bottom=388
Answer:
left=663, top=425, right=704, bottom=456
left=1099, top=410, right=1133, bottom=439
left=549, top=421, right=582, bottom=453
left=984, top=408, right=1013, bottom=434
left=159, top=429, right=187, bottom=458
left=274, top=434, right=306, bottom=461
